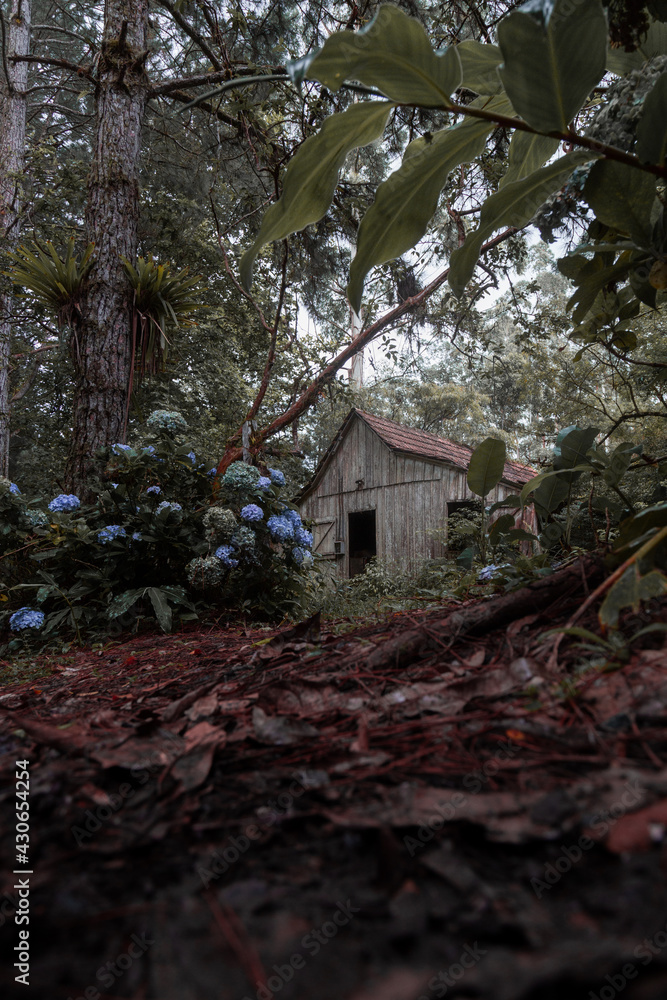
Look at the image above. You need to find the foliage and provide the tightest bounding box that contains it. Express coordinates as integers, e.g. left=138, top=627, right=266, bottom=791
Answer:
left=6, top=238, right=95, bottom=328
left=0, top=412, right=315, bottom=650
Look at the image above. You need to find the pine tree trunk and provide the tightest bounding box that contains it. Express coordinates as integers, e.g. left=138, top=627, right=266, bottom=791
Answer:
left=0, top=0, right=30, bottom=479
left=64, top=0, right=149, bottom=493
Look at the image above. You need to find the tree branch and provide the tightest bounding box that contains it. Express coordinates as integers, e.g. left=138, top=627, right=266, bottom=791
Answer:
left=153, top=0, right=222, bottom=70
left=150, top=68, right=232, bottom=98
left=9, top=53, right=95, bottom=82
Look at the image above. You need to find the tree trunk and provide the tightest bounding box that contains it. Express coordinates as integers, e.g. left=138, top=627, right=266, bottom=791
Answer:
left=64, top=0, right=149, bottom=493
left=0, top=0, right=31, bottom=478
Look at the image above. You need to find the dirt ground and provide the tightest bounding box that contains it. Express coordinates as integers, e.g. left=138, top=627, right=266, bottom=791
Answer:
left=2, top=559, right=667, bottom=1000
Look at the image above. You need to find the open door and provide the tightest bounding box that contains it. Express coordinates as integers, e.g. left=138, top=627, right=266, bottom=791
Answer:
left=348, top=509, right=376, bottom=577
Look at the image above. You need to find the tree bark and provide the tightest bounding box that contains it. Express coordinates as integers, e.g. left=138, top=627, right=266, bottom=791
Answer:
left=0, top=0, right=30, bottom=478
left=64, top=0, right=149, bottom=493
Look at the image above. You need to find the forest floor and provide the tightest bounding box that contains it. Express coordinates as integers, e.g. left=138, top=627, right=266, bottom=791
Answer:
left=2, top=558, right=667, bottom=1000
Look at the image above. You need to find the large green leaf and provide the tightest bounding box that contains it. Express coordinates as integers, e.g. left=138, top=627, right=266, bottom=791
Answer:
left=554, top=426, right=599, bottom=470
left=456, top=40, right=503, bottom=95
left=584, top=160, right=656, bottom=245
left=499, top=132, right=560, bottom=189
left=533, top=474, right=571, bottom=515
left=239, top=101, right=392, bottom=289
left=449, top=149, right=594, bottom=297
left=636, top=72, right=667, bottom=167
left=599, top=566, right=667, bottom=627
left=497, top=0, right=607, bottom=133
left=607, top=19, right=667, bottom=75
left=288, top=5, right=461, bottom=107
left=520, top=464, right=592, bottom=505
left=147, top=587, right=173, bottom=633
left=467, top=437, right=507, bottom=498
left=347, top=95, right=514, bottom=312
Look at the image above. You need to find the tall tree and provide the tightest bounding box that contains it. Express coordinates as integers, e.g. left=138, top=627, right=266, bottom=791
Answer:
left=0, top=0, right=30, bottom=475
left=64, top=0, right=150, bottom=490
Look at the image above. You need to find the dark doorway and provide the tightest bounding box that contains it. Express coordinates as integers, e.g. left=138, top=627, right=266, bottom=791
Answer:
left=348, top=509, right=376, bottom=578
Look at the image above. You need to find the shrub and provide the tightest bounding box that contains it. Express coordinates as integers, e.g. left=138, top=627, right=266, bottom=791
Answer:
left=0, top=413, right=315, bottom=649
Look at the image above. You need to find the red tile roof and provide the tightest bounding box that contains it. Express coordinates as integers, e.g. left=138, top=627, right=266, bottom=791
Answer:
left=355, top=409, right=536, bottom=486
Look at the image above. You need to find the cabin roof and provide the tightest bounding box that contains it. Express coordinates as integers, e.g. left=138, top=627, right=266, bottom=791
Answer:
left=298, top=408, right=536, bottom=501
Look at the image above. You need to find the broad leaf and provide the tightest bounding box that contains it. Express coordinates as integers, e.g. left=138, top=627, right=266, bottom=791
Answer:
left=599, top=566, right=667, bottom=628
left=488, top=494, right=522, bottom=515
left=603, top=442, right=643, bottom=488
left=584, top=160, right=656, bottom=246
left=607, top=18, right=667, bottom=75
left=240, top=101, right=392, bottom=289
left=533, top=474, right=571, bottom=514
left=288, top=5, right=461, bottom=107
left=497, top=0, right=607, bottom=133
left=554, top=426, right=599, bottom=470
left=347, top=96, right=513, bottom=311
left=499, top=132, right=559, bottom=189
left=467, top=437, right=507, bottom=498
left=108, top=589, right=144, bottom=620
left=449, top=149, right=594, bottom=297
left=488, top=513, right=516, bottom=542
left=520, top=464, right=592, bottom=505
left=636, top=72, right=667, bottom=167
left=147, top=587, right=173, bottom=633
left=456, top=40, right=502, bottom=95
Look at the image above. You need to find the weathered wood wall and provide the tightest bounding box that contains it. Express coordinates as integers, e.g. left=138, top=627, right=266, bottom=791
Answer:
left=299, top=416, right=532, bottom=579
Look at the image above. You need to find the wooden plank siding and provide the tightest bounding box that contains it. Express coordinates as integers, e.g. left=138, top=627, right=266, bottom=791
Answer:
left=298, top=410, right=537, bottom=579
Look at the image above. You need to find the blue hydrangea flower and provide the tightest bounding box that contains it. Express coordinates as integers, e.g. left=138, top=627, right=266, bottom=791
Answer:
left=256, top=476, right=272, bottom=490
left=9, top=483, right=20, bottom=494
left=215, top=544, right=239, bottom=568
left=110, top=482, right=119, bottom=489
left=477, top=564, right=499, bottom=582
left=143, top=445, right=156, bottom=457
left=269, top=468, right=286, bottom=486
left=23, top=509, right=48, bottom=528
left=9, top=607, right=45, bottom=631
left=186, top=451, right=196, bottom=463
left=146, top=485, right=161, bottom=496
left=240, top=504, right=263, bottom=523
left=48, top=494, right=80, bottom=513
left=208, top=467, right=218, bottom=477
left=156, top=501, right=182, bottom=515
left=146, top=409, right=188, bottom=435
left=112, top=443, right=132, bottom=455
left=267, top=514, right=295, bottom=542
left=222, top=462, right=260, bottom=490
left=294, top=526, right=313, bottom=548
left=98, top=525, right=127, bottom=544
left=278, top=507, right=301, bottom=527
left=292, top=547, right=314, bottom=567
left=131, top=531, right=142, bottom=542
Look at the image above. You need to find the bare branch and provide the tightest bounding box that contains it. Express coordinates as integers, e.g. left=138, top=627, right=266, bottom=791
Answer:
left=9, top=54, right=95, bottom=82
left=153, top=0, right=222, bottom=70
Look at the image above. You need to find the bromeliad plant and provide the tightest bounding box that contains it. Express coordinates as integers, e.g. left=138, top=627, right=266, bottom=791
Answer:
left=121, top=255, right=203, bottom=386
left=6, top=237, right=95, bottom=329
left=0, top=410, right=315, bottom=650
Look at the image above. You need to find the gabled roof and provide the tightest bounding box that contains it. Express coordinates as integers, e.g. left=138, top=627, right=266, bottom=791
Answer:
left=298, top=408, right=536, bottom=501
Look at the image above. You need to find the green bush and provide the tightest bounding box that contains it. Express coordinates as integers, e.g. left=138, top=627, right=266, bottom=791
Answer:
left=0, top=412, right=315, bottom=649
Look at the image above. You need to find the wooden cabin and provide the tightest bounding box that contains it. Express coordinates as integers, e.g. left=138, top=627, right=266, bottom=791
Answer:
left=297, top=408, right=537, bottom=578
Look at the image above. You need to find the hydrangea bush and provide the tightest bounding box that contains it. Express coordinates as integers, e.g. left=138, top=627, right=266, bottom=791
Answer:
left=0, top=412, right=315, bottom=646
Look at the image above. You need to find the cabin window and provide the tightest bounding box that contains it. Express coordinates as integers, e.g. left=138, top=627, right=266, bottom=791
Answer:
left=348, top=509, right=376, bottom=578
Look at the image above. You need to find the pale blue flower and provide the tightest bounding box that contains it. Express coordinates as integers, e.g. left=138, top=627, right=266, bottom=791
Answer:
left=110, top=483, right=119, bottom=489
left=131, top=531, right=142, bottom=542
left=143, top=445, right=156, bottom=457
left=98, top=525, right=127, bottom=544
left=48, top=494, right=80, bottom=513
left=294, top=526, right=313, bottom=548
left=215, top=544, right=239, bottom=568
left=112, top=443, right=132, bottom=455
left=477, top=564, right=499, bottom=582
left=147, top=409, right=188, bottom=435
left=223, top=462, right=260, bottom=490
left=267, top=514, right=294, bottom=542
left=187, top=451, right=196, bottom=463
left=156, top=501, right=182, bottom=515
left=9, top=483, right=20, bottom=494
left=146, top=485, right=161, bottom=496
left=279, top=507, right=301, bottom=527
left=240, top=504, right=263, bottom=523
left=292, top=547, right=313, bottom=567
left=10, top=607, right=45, bottom=631
left=208, top=467, right=218, bottom=477
left=269, top=468, right=285, bottom=486
left=257, top=476, right=272, bottom=490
